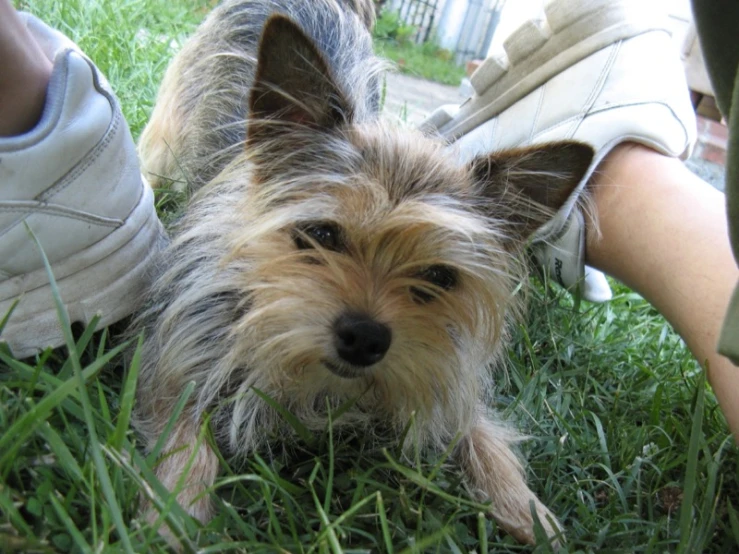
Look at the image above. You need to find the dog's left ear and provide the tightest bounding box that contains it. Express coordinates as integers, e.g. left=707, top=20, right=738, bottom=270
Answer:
left=248, top=15, right=353, bottom=142
left=470, top=141, right=594, bottom=241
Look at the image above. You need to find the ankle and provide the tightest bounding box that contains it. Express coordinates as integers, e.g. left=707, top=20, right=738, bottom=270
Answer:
left=0, top=11, right=53, bottom=136
left=0, top=60, right=52, bottom=136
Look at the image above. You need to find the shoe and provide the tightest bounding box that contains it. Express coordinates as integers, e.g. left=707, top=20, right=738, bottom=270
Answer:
left=0, top=13, right=166, bottom=358
left=421, top=0, right=696, bottom=302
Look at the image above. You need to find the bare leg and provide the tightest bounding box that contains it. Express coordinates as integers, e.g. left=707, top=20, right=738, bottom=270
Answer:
left=0, top=0, right=52, bottom=136
left=587, top=143, right=739, bottom=439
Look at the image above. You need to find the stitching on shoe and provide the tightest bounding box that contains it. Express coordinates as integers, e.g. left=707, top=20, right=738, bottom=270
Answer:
left=528, top=84, right=546, bottom=143
left=583, top=43, right=620, bottom=112
left=487, top=116, right=499, bottom=151
left=512, top=114, right=583, bottom=148
left=0, top=111, right=124, bottom=242
left=527, top=100, right=689, bottom=148
left=37, top=108, right=122, bottom=202
left=0, top=202, right=122, bottom=227
left=568, top=41, right=622, bottom=140
left=588, top=100, right=689, bottom=145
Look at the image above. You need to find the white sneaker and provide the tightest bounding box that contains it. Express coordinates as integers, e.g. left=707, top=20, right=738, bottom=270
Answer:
left=421, top=0, right=696, bottom=302
left=0, top=14, right=165, bottom=358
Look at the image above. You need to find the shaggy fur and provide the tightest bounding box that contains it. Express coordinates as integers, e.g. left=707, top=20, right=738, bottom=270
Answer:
left=135, top=0, right=593, bottom=547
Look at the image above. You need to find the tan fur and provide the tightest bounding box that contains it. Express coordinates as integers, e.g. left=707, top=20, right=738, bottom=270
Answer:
left=136, top=59, right=188, bottom=190
left=142, top=423, right=219, bottom=524
left=460, top=414, right=562, bottom=545
left=134, top=0, right=593, bottom=548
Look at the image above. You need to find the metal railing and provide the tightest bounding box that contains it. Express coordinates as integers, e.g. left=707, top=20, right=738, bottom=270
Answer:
left=395, top=0, right=440, bottom=44
left=454, top=0, right=505, bottom=63
left=392, top=0, right=505, bottom=62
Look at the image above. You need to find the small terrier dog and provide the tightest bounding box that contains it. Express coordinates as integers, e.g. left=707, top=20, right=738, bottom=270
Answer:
left=135, top=0, right=593, bottom=546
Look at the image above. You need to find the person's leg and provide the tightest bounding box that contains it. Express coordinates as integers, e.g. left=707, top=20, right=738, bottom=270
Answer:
left=587, top=143, right=739, bottom=438
left=0, top=0, right=52, bottom=135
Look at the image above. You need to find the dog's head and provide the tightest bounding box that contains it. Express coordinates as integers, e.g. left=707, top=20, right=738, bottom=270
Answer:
left=211, top=15, right=593, bottom=430
left=186, top=16, right=593, bottom=445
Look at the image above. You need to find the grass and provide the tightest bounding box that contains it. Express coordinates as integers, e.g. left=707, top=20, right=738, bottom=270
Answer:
left=2, top=0, right=738, bottom=552
left=374, top=40, right=467, bottom=87
left=372, top=9, right=466, bottom=86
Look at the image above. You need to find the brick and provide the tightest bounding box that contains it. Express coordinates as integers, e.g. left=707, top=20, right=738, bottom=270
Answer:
left=696, top=116, right=728, bottom=149
left=707, top=119, right=729, bottom=141
left=696, top=116, right=710, bottom=133
left=700, top=143, right=726, bottom=166
left=706, top=121, right=729, bottom=150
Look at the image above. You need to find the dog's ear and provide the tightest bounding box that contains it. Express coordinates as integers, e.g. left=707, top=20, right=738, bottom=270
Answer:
left=470, top=141, right=594, bottom=241
left=248, top=15, right=352, bottom=142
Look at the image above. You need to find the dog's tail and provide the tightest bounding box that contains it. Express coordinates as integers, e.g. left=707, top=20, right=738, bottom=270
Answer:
left=338, top=0, right=376, bottom=31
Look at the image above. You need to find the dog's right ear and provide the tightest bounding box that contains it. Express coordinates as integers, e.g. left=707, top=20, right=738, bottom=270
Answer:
left=248, top=15, right=353, bottom=143
left=470, top=141, right=594, bottom=242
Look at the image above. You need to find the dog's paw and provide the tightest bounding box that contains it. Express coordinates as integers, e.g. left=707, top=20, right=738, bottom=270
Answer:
left=494, top=496, right=564, bottom=549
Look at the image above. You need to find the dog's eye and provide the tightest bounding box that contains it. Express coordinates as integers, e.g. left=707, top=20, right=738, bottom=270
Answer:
left=293, top=222, right=344, bottom=252
left=412, top=264, right=458, bottom=303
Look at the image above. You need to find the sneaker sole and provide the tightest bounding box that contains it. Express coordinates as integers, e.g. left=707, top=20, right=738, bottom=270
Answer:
left=421, top=0, right=667, bottom=139
left=0, top=179, right=166, bottom=358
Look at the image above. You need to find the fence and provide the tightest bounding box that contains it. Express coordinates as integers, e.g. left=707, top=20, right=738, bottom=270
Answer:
left=453, top=0, right=504, bottom=63
left=392, top=0, right=506, bottom=63
left=394, top=0, right=440, bottom=44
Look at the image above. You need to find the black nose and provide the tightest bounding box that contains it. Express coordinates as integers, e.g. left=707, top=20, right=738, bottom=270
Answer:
left=333, top=312, right=392, bottom=367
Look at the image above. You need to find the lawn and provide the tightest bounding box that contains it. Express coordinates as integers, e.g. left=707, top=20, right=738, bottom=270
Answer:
left=373, top=40, right=467, bottom=86
left=2, top=1, right=738, bottom=553
left=373, top=10, right=467, bottom=86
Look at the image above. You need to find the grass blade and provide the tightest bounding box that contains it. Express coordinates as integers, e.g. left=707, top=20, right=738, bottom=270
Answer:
left=146, top=380, right=196, bottom=463
left=0, top=357, right=105, bottom=469
left=112, top=334, right=143, bottom=449
left=49, top=493, right=92, bottom=554
left=377, top=492, right=394, bottom=554
left=25, top=223, right=135, bottom=554
left=252, top=387, right=314, bottom=444
left=677, top=373, right=705, bottom=553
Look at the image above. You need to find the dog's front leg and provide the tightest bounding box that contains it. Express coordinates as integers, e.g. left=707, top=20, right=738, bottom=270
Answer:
left=142, top=421, right=219, bottom=539
left=458, top=414, right=562, bottom=547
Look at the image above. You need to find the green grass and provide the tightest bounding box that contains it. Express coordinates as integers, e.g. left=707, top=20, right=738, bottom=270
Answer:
left=374, top=40, right=467, bottom=86
left=2, top=1, right=738, bottom=552
left=372, top=9, right=466, bottom=86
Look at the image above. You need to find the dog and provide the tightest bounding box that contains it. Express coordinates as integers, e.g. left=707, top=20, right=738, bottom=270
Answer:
left=134, top=0, right=593, bottom=546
